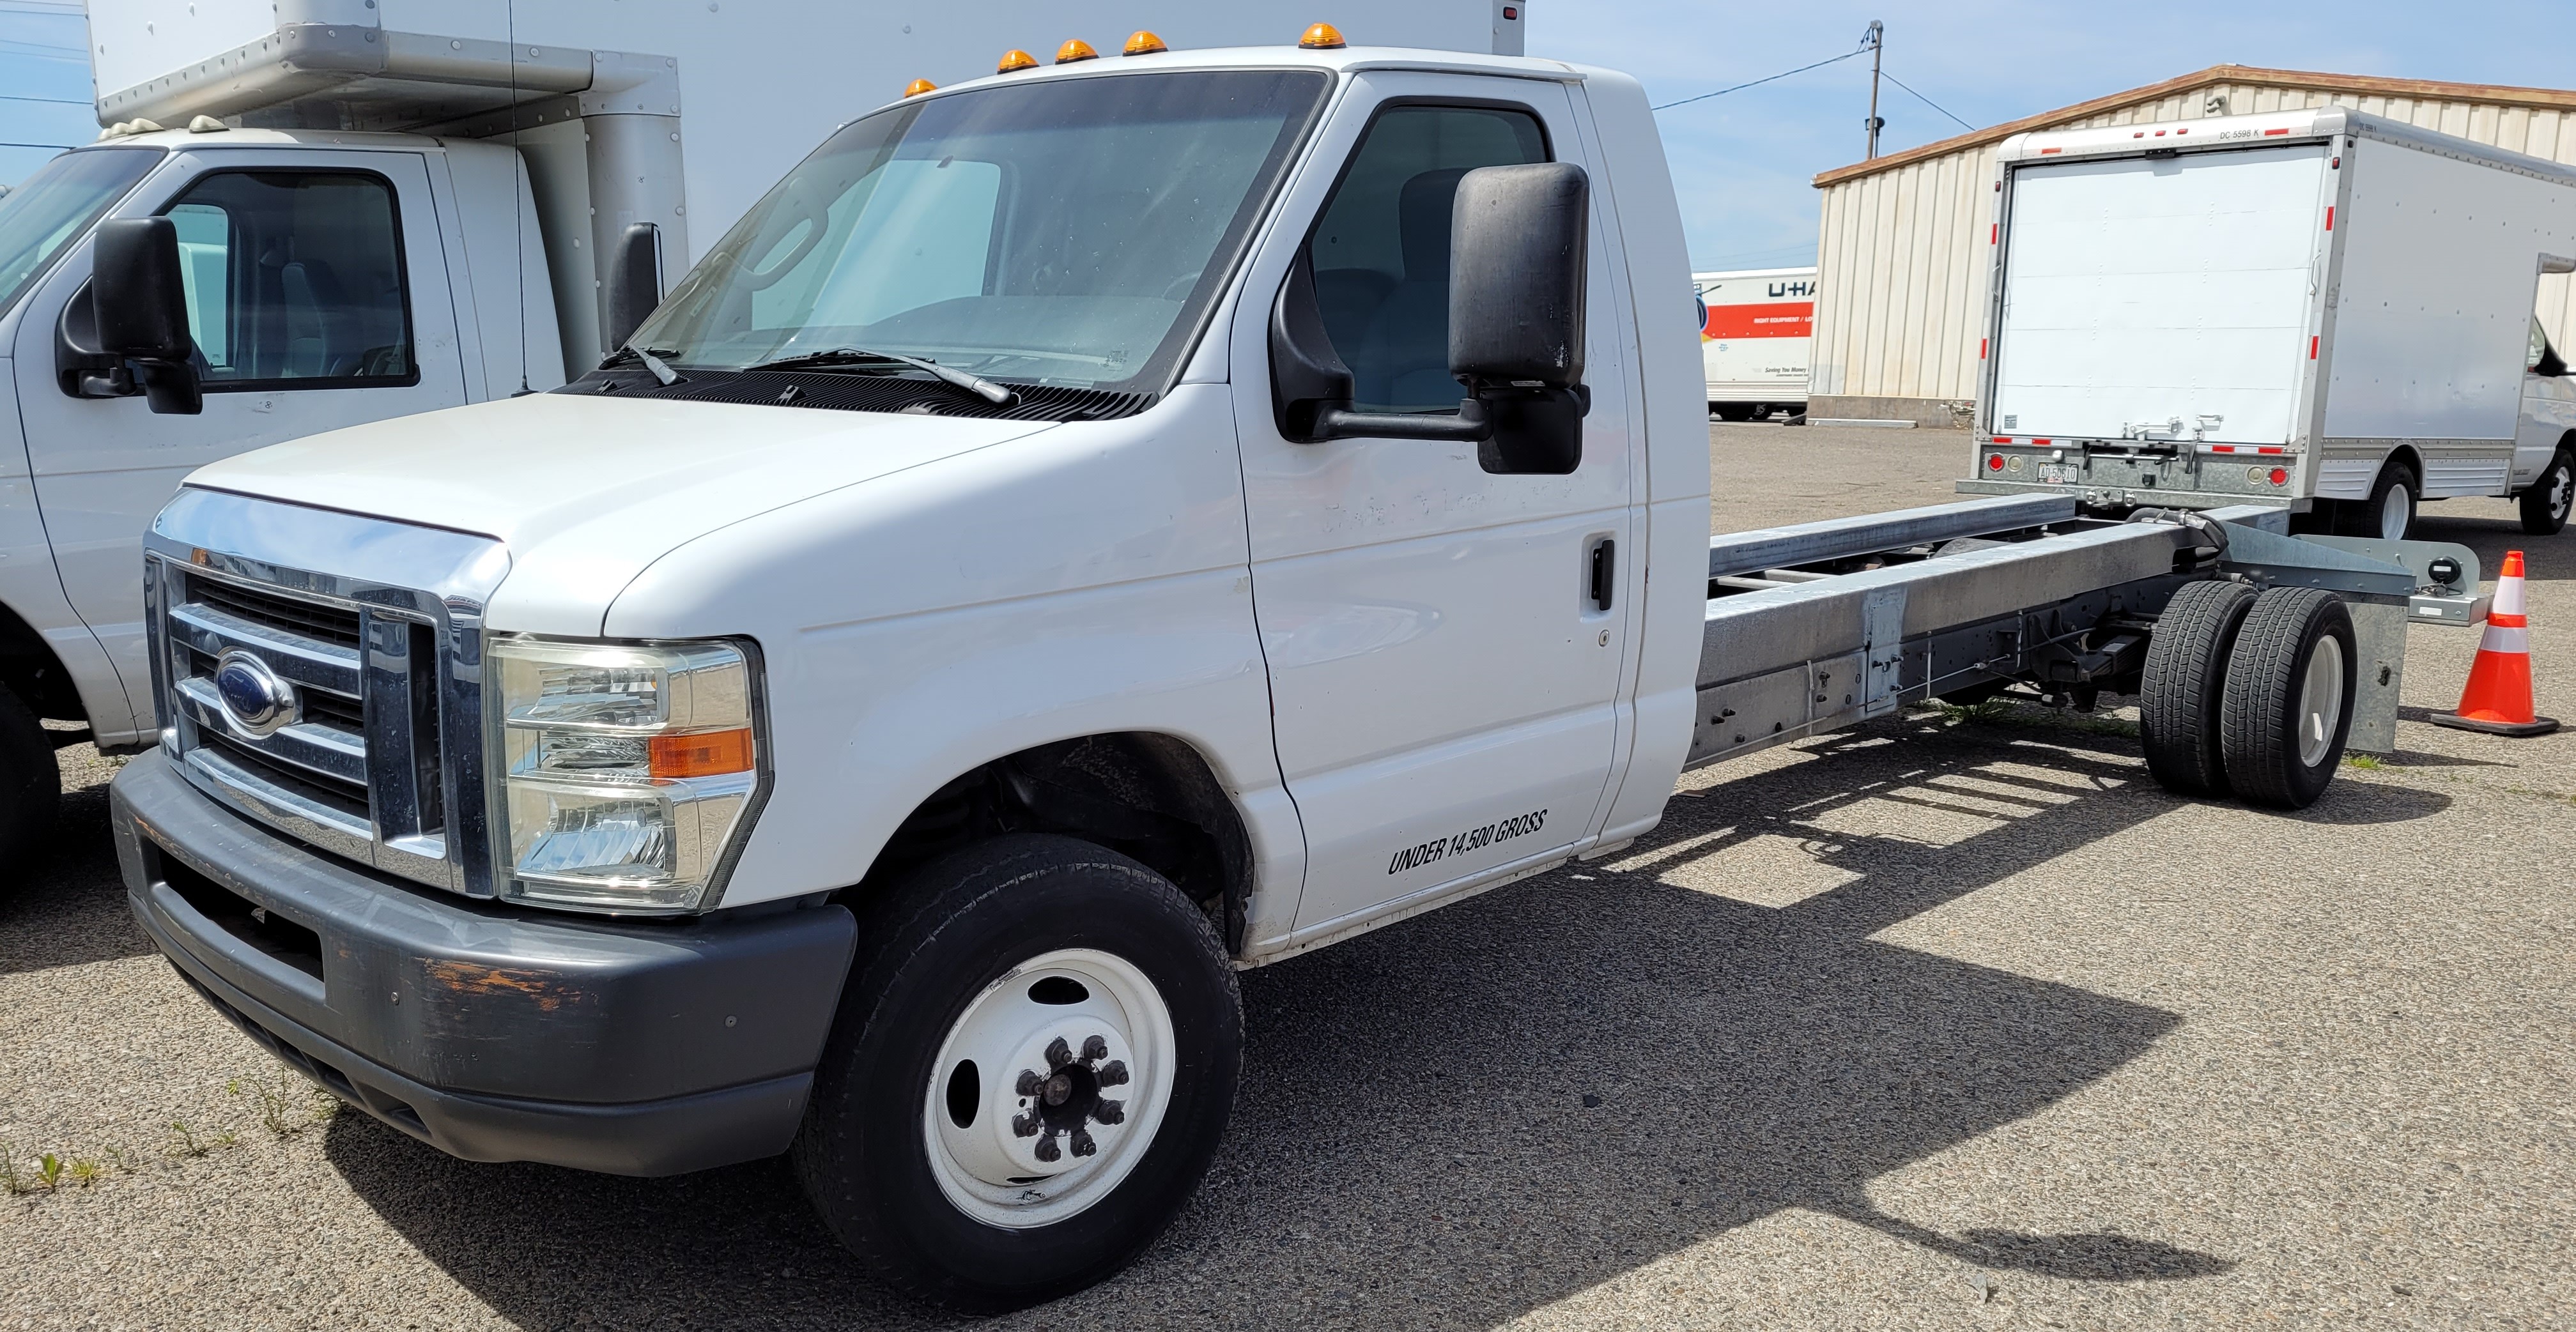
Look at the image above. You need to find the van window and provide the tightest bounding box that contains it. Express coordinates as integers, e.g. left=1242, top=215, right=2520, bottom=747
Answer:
left=1304, top=106, right=1549, bottom=412
left=160, top=171, right=415, bottom=388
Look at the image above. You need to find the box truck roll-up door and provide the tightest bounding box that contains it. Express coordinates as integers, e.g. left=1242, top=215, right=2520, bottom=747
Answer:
left=1992, top=144, right=2329, bottom=446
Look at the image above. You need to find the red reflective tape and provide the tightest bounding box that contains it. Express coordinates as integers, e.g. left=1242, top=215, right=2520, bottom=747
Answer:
left=2324, top=206, right=2334, bottom=231
left=2032, top=438, right=2052, bottom=446
left=1992, top=435, right=2012, bottom=444
left=1980, top=337, right=1989, bottom=360
left=2258, top=447, right=2285, bottom=455
left=1990, top=222, right=1998, bottom=243
left=2212, top=445, right=2237, bottom=454
left=2311, top=335, right=2320, bottom=358
left=2039, top=147, right=2062, bottom=155
left=2264, top=127, right=2290, bottom=136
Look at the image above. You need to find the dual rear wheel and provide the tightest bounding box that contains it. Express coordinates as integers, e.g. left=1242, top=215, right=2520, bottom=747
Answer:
left=2141, top=581, right=2357, bottom=809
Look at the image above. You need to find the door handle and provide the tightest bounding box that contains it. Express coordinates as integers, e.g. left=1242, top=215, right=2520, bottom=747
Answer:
left=1588, top=537, right=1616, bottom=611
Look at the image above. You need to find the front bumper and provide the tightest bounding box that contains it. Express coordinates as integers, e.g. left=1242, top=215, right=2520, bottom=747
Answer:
left=114, top=749, right=856, bottom=1177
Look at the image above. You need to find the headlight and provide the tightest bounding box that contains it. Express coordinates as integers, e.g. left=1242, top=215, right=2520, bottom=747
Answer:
left=489, top=636, right=766, bottom=914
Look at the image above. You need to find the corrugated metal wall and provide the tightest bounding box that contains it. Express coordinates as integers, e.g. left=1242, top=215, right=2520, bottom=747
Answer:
left=1811, top=79, right=2576, bottom=414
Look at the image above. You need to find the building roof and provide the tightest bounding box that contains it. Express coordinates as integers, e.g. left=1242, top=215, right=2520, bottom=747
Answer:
left=1812, top=64, right=2576, bottom=188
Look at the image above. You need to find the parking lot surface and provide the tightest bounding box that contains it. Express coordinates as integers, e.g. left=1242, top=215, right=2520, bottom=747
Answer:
left=1, top=423, right=2568, bottom=1329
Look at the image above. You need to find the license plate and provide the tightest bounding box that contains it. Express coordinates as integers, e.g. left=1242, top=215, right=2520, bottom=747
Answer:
left=2038, top=463, right=2076, bottom=484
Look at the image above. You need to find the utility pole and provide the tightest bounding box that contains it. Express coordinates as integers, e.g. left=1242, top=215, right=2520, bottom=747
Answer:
left=1863, top=20, right=1885, bottom=159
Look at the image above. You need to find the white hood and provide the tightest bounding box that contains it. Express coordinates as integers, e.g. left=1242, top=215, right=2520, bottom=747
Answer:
left=185, top=393, right=1057, bottom=633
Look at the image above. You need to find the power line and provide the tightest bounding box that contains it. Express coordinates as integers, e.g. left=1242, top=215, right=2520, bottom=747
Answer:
left=1651, top=48, right=1868, bottom=112
left=1879, top=68, right=1975, bottom=132
left=0, top=93, right=86, bottom=105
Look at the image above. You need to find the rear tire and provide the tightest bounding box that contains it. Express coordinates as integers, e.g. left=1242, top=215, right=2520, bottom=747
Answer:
left=2219, top=587, right=2357, bottom=810
left=2140, top=579, right=2259, bottom=797
left=1713, top=403, right=1755, bottom=422
left=0, top=688, right=59, bottom=891
left=792, top=834, right=1240, bottom=1312
left=2520, top=449, right=2573, bottom=535
left=2344, top=461, right=2418, bottom=540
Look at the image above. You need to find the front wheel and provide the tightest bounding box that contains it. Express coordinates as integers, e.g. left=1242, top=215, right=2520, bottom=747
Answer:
left=2520, top=449, right=2573, bottom=535
left=793, top=834, right=1241, bottom=1312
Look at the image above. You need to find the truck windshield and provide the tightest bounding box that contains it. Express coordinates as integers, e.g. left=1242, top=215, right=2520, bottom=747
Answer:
left=634, top=70, right=1330, bottom=395
left=0, top=148, right=166, bottom=324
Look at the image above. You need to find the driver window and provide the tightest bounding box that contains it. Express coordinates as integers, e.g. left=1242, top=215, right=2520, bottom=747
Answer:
left=2531, top=316, right=2567, bottom=378
left=160, top=171, right=414, bottom=387
left=1305, top=105, right=1548, bottom=413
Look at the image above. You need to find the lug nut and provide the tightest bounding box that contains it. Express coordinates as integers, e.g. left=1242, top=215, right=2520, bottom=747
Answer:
left=1016, top=1069, right=1045, bottom=1097
left=1070, top=1127, right=1097, bottom=1158
left=1097, top=1059, right=1130, bottom=1087
left=1081, top=1034, right=1108, bottom=1062
left=1011, top=1111, right=1040, bottom=1138
left=1045, top=1037, right=1072, bottom=1069
left=1035, top=1133, right=1062, bottom=1163
left=1092, top=1098, right=1125, bottom=1126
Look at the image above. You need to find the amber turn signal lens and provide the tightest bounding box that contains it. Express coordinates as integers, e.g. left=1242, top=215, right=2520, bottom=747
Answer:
left=1056, top=38, right=1099, bottom=64
left=1299, top=22, right=1346, bottom=49
left=1123, top=30, right=1168, bottom=56
left=649, top=728, right=755, bottom=779
left=996, top=49, right=1038, bottom=73
left=902, top=77, right=936, bottom=98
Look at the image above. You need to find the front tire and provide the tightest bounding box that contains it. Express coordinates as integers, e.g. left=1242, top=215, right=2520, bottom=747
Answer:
left=793, top=834, right=1241, bottom=1312
left=0, top=688, right=60, bottom=889
left=2520, top=449, right=2573, bottom=535
left=2220, top=588, right=2357, bottom=809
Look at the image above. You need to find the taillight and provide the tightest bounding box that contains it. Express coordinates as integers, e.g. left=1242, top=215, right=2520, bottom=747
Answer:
left=1987, top=454, right=2005, bottom=471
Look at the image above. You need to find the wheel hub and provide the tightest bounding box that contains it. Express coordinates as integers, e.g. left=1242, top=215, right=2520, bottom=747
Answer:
left=922, top=948, right=1173, bottom=1229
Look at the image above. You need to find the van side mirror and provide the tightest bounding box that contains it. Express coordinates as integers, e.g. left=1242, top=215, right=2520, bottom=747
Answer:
left=1269, top=162, right=1591, bottom=475
left=1449, top=162, right=1589, bottom=473
left=602, top=222, right=664, bottom=356
left=91, top=218, right=201, bottom=415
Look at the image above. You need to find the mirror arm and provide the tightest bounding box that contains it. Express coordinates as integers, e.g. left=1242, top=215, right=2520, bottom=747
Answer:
left=1311, top=397, right=1494, bottom=443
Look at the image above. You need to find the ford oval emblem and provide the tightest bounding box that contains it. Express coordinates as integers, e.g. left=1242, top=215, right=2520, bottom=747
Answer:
left=212, top=650, right=297, bottom=737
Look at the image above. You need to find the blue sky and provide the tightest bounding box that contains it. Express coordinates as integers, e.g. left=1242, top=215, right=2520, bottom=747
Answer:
left=8, top=0, right=2570, bottom=250
left=1535, top=1, right=2574, bottom=272
left=0, top=0, right=88, bottom=187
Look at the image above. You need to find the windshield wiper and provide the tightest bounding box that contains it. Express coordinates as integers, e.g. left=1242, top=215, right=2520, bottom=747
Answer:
left=744, top=346, right=1017, bottom=406
left=599, top=344, right=681, bottom=386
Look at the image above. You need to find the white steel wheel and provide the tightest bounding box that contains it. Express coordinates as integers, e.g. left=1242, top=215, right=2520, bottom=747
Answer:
left=923, top=947, right=1177, bottom=1229
left=2377, top=482, right=2412, bottom=541
left=2295, top=632, right=2347, bottom=768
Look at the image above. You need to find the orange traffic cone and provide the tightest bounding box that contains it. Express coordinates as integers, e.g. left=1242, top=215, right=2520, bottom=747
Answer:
left=2431, top=550, right=2559, bottom=737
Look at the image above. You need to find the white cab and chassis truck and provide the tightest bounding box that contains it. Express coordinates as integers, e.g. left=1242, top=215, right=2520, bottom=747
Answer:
left=105, top=42, right=2484, bottom=1308
left=0, top=0, right=1521, bottom=870
left=1958, top=107, right=2576, bottom=542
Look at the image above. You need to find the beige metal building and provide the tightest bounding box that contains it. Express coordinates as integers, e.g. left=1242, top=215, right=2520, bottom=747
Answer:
left=1806, top=65, right=2576, bottom=427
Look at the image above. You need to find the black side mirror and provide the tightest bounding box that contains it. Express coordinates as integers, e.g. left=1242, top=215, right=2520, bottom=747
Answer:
left=91, top=217, right=201, bottom=415
left=1269, top=162, right=1590, bottom=475
left=602, top=222, right=664, bottom=356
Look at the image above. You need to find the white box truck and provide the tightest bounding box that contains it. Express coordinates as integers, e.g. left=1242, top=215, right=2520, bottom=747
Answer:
left=100, top=31, right=2481, bottom=1309
left=1957, top=107, right=2576, bottom=542
left=0, top=0, right=1521, bottom=869
left=1693, top=263, right=1812, bottom=419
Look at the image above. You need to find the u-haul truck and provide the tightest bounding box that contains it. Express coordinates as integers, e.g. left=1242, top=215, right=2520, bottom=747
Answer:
left=1693, top=264, right=1813, bottom=419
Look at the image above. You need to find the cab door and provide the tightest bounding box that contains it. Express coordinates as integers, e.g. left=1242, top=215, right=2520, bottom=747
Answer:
left=10, top=149, right=468, bottom=737
left=1226, top=73, right=1643, bottom=939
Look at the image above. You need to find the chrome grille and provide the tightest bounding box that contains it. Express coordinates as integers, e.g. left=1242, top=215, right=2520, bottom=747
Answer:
left=143, top=489, right=511, bottom=896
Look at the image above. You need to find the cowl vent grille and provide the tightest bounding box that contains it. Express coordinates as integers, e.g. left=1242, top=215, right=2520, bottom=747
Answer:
left=557, top=367, right=1153, bottom=422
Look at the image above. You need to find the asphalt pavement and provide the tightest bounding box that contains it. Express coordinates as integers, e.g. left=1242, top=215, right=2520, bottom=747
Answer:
left=0, top=422, right=2567, bottom=1329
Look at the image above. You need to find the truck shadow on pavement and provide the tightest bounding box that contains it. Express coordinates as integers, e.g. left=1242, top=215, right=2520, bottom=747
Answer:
left=320, top=713, right=2449, bottom=1330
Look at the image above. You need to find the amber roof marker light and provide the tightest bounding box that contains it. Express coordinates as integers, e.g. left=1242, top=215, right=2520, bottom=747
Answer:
left=996, top=49, right=1038, bottom=73
left=1299, top=22, right=1347, bottom=49
left=1123, top=30, right=1168, bottom=56
left=1055, top=38, right=1099, bottom=64
left=901, top=77, right=936, bottom=98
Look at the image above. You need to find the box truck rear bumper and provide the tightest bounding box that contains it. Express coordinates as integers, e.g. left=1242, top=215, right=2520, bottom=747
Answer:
left=112, top=749, right=857, bottom=1177
left=1956, top=477, right=2300, bottom=511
